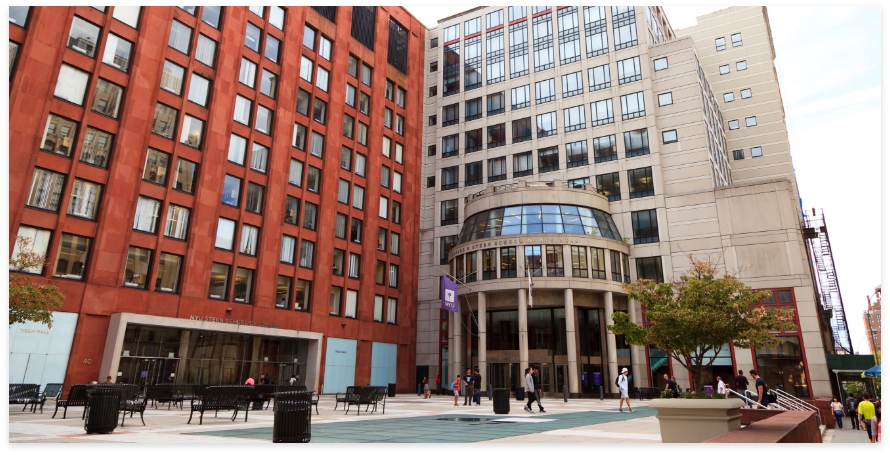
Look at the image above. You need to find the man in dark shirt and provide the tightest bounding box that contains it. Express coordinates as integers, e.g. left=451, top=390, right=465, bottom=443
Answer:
left=663, top=374, right=676, bottom=398
left=750, top=369, right=768, bottom=408
left=735, top=369, right=751, bottom=407
left=463, top=368, right=474, bottom=406
left=846, top=394, right=860, bottom=430
left=473, top=368, right=482, bottom=405
left=531, top=366, right=545, bottom=412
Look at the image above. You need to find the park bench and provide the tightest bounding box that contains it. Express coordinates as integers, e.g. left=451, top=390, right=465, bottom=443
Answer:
left=116, top=385, right=149, bottom=427
left=250, top=384, right=276, bottom=410
left=41, top=383, right=64, bottom=401
left=10, top=384, right=44, bottom=413
left=334, top=386, right=360, bottom=411
left=635, top=387, right=662, bottom=401
left=53, top=384, right=90, bottom=419
left=187, top=385, right=252, bottom=425
left=175, top=383, right=198, bottom=404
left=145, top=385, right=182, bottom=410
left=345, top=386, right=387, bottom=415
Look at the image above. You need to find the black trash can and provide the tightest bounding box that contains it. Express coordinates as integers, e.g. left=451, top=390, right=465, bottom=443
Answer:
left=273, top=391, right=312, bottom=443
left=515, top=387, right=525, bottom=401
left=493, top=388, right=510, bottom=414
left=84, top=387, right=121, bottom=434
left=388, top=383, right=396, bottom=397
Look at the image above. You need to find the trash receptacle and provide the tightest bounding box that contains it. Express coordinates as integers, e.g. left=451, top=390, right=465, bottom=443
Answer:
left=515, top=387, right=525, bottom=401
left=273, top=391, right=312, bottom=443
left=85, top=387, right=121, bottom=434
left=493, top=388, right=510, bottom=414
left=388, top=383, right=396, bottom=397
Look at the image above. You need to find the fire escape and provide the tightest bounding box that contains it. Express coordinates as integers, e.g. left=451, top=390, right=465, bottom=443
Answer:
left=802, top=209, right=853, bottom=355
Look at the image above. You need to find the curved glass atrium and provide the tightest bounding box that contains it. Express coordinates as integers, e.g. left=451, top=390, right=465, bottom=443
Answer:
left=458, top=204, right=622, bottom=243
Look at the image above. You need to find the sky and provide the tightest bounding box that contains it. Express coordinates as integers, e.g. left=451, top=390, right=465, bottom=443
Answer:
left=405, top=2, right=883, bottom=355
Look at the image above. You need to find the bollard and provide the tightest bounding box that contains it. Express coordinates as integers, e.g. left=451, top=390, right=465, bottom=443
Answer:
left=563, top=385, right=568, bottom=402
left=599, top=385, right=604, bottom=400
left=417, top=383, right=421, bottom=396
left=488, top=384, right=492, bottom=400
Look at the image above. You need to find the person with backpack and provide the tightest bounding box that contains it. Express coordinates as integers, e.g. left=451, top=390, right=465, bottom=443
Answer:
left=617, top=368, right=633, bottom=412
left=846, top=393, right=860, bottom=430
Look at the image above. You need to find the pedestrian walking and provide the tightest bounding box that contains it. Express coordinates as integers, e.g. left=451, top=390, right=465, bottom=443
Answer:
left=452, top=375, right=461, bottom=406
left=716, top=376, right=727, bottom=397
left=436, top=374, right=442, bottom=395
left=523, top=368, right=537, bottom=413
left=859, top=392, right=877, bottom=443
left=422, top=376, right=430, bottom=398
left=734, top=369, right=751, bottom=407
left=669, top=376, right=681, bottom=398
left=750, top=370, right=768, bottom=408
left=831, top=397, right=845, bottom=430
left=473, top=368, right=482, bottom=405
left=463, top=368, right=474, bottom=405
left=617, top=368, right=633, bottom=412
left=846, top=393, right=860, bottom=430
left=532, top=366, right=545, bottom=412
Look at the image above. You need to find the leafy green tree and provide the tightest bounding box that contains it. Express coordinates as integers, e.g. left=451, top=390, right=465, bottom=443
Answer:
left=609, top=256, right=796, bottom=392
left=9, top=236, right=65, bottom=328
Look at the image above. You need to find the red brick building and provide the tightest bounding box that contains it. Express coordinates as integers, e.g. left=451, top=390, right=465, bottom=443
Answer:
left=8, top=6, right=425, bottom=393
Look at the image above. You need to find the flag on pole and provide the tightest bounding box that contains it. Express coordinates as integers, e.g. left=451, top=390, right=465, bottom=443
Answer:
left=441, top=276, right=458, bottom=312
left=526, top=259, right=534, bottom=308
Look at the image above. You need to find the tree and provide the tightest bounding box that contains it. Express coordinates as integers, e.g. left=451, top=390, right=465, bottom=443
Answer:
left=9, top=235, right=65, bottom=328
left=609, top=255, right=796, bottom=393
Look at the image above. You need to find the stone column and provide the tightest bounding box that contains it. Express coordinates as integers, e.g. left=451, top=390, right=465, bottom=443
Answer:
left=453, top=310, right=462, bottom=379
left=604, top=291, right=618, bottom=394
left=448, top=310, right=456, bottom=387
left=478, top=291, right=487, bottom=392
left=518, top=288, right=528, bottom=384
left=628, top=298, right=644, bottom=389
left=564, top=288, right=579, bottom=394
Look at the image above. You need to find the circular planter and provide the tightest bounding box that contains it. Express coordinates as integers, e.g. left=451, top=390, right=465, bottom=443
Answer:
left=649, top=398, right=742, bottom=443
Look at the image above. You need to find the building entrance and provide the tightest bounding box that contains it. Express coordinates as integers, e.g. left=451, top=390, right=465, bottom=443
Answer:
left=487, top=363, right=519, bottom=389
left=118, top=357, right=179, bottom=385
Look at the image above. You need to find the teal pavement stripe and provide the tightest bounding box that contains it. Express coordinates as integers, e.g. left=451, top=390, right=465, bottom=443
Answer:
left=186, top=407, right=656, bottom=443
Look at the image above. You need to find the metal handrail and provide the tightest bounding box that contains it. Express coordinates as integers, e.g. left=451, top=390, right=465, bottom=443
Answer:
left=726, top=389, right=768, bottom=409
left=773, top=389, right=822, bottom=426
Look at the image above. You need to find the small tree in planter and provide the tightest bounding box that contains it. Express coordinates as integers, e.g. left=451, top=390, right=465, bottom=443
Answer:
left=609, top=256, right=795, bottom=393
left=9, top=236, right=65, bottom=328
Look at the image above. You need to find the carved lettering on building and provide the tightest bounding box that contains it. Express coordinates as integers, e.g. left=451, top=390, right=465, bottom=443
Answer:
left=188, top=315, right=282, bottom=329
left=449, top=236, right=581, bottom=258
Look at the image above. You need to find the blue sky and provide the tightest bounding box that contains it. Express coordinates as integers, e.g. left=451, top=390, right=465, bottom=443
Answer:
left=407, top=3, right=883, bottom=354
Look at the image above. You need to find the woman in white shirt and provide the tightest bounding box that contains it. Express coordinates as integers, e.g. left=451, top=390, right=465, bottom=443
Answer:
left=717, top=376, right=727, bottom=396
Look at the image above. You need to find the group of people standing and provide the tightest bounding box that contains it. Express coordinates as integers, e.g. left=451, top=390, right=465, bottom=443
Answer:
left=834, top=392, right=881, bottom=442
left=443, top=368, right=483, bottom=406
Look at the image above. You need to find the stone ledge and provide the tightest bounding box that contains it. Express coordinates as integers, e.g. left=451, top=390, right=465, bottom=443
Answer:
left=704, top=410, right=821, bottom=443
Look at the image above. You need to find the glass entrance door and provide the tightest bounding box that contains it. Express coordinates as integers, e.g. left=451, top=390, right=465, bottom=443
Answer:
left=118, top=357, right=180, bottom=385
left=487, top=363, right=513, bottom=389
left=555, top=365, right=566, bottom=394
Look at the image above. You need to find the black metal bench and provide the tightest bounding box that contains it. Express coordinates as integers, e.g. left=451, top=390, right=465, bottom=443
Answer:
left=345, top=386, right=387, bottom=415
left=10, top=384, right=44, bottom=413
left=53, top=384, right=90, bottom=419
left=146, top=385, right=182, bottom=410
left=251, top=384, right=276, bottom=410
left=41, top=383, right=64, bottom=402
left=187, top=385, right=252, bottom=425
left=117, top=385, right=149, bottom=427
left=334, top=386, right=360, bottom=411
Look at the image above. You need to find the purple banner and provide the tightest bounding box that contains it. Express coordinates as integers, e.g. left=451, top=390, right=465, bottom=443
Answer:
left=441, top=276, right=458, bottom=312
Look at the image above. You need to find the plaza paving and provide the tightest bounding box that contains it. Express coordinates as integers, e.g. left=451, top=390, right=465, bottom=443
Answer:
left=9, top=393, right=662, bottom=443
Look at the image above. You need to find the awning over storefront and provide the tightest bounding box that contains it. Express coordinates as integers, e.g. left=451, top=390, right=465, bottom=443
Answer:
left=864, top=364, right=881, bottom=377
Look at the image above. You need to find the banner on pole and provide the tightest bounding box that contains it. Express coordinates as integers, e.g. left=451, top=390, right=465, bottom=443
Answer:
left=441, top=276, right=458, bottom=312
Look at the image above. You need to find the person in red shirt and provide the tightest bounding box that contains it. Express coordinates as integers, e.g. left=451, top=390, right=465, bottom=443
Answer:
left=435, top=374, right=441, bottom=395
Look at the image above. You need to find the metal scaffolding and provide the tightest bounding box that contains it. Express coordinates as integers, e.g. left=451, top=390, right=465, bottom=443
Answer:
left=802, top=209, right=853, bottom=355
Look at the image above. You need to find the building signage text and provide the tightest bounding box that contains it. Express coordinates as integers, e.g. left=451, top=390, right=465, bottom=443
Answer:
left=450, top=236, right=582, bottom=257
left=189, top=315, right=282, bottom=329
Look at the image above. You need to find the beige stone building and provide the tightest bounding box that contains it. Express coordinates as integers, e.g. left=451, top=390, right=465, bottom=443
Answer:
left=416, top=6, right=833, bottom=399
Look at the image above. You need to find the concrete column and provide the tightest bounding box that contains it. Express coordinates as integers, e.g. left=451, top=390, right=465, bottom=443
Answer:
left=604, top=291, right=618, bottom=394
left=628, top=298, right=644, bottom=388
left=448, top=310, right=456, bottom=387
left=478, top=292, right=487, bottom=392
left=518, top=288, right=528, bottom=384
left=453, top=310, right=462, bottom=379
left=564, top=288, right=579, bottom=394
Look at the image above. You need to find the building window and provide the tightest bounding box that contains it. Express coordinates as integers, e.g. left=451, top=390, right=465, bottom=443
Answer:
left=442, top=103, right=459, bottom=127
left=715, top=37, right=726, bottom=51
left=284, top=196, right=300, bottom=226
left=299, top=240, right=315, bottom=268
left=120, top=246, right=152, bottom=290
left=142, top=149, right=170, bottom=186
left=391, top=201, right=401, bottom=224
left=486, top=157, right=506, bottom=183
left=387, top=19, right=409, bottom=73
left=466, top=129, right=483, bottom=153
left=465, top=98, right=483, bottom=122
left=724, top=92, right=735, bottom=103
left=179, top=115, right=204, bottom=148
left=390, top=232, right=400, bottom=255
left=501, top=247, right=517, bottom=278
left=481, top=249, right=497, bottom=280
left=9, top=6, right=31, bottom=28
left=389, top=264, right=399, bottom=288
left=511, top=85, right=531, bottom=110
left=487, top=92, right=505, bottom=116
left=628, top=167, right=655, bottom=198
left=245, top=182, right=263, bottom=214
left=352, top=185, right=364, bottom=210
left=532, top=13, right=554, bottom=71
left=624, top=128, right=649, bottom=158
left=238, top=58, right=257, bottom=89
left=568, top=177, right=590, bottom=188
left=356, top=122, right=368, bottom=145
left=332, top=249, right=345, bottom=276
left=441, top=166, right=458, bottom=190
left=631, top=209, right=659, bottom=244
left=538, top=146, right=559, bottom=173
left=570, top=246, right=588, bottom=278
left=512, top=118, right=532, bottom=143
left=168, top=20, right=192, bottom=54
left=195, top=34, right=217, bottom=67
left=207, top=263, right=229, bottom=299
left=525, top=245, right=543, bottom=277
left=90, top=79, right=124, bottom=118
left=654, top=57, right=668, bottom=71
left=382, top=136, right=392, bottom=158
left=54, top=64, right=89, bottom=105
left=303, top=201, right=318, bottom=230
left=557, top=7, right=581, bottom=64
left=590, top=248, right=606, bottom=279
left=164, top=204, right=189, bottom=240
left=374, top=261, right=386, bottom=285
left=133, top=196, right=161, bottom=233
left=386, top=298, right=397, bottom=324
left=535, top=79, right=555, bottom=104
left=589, top=98, right=615, bottom=127
left=736, top=60, right=747, bottom=71
left=201, top=6, right=222, bottom=29
left=334, top=214, right=347, bottom=240
left=373, top=295, right=384, bottom=322
left=244, top=22, right=262, bottom=52
left=351, top=6, right=376, bottom=49
left=741, top=88, right=753, bottom=99
left=188, top=73, right=211, bottom=106
left=487, top=124, right=506, bottom=148
left=746, top=116, right=757, bottom=127
left=265, top=34, right=281, bottom=62
left=751, top=146, right=763, bottom=158
left=662, top=129, right=678, bottom=143
left=67, top=16, right=101, bottom=58
left=221, top=175, right=241, bottom=207
left=258, top=69, right=277, bottom=99
left=379, top=196, right=389, bottom=219
left=545, top=245, right=564, bottom=277
left=513, top=151, right=533, bottom=177
left=11, top=226, right=51, bottom=274
left=441, top=199, right=458, bottom=226
left=275, top=276, right=291, bottom=309
left=593, top=134, right=617, bottom=163
left=733, top=149, right=745, bottom=160
left=343, top=289, right=358, bottom=318
left=612, top=6, right=637, bottom=50
left=355, top=153, right=367, bottom=176
left=564, top=105, right=586, bottom=132
left=536, top=111, right=557, bottom=138
left=719, top=64, right=730, bottom=75
left=288, top=159, right=304, bottom=187
left=728, top=120, right=739, bottom=130
left=68, top=179, right=102, bottom=220
left=509, top=21, right=529, bottom=78
left=440, top=236, right=457, bottom=265
left=621, top=92, right=646, bottom=120
left=465, top=161, right=483, bottom=187
left=312, top=98, right=327, bottom=125
left=338, top=179, right=350, bottom=204
left=239, top=224, right=259, bottom=256
left=657, top=92, right=672, bottom=106
left=610, top=250, right=623, bottom=282
left=233, top=95, right=251, bottom=125
left=731, top=33, right=742, bottom=47
left=596, top=172, right=620, bottom=202
left=636, top=256, right=664, bottom=283
left=40, top=114, right=78, bottom=157
left=52, top=233, right=91, bottom=281
left=348, top=253, right=361, bottom=279
left=232, top=267, right=254, bottom=303
left=562, top=71, right=584, bottom=98
left=617, top=56, right=641, bottom=84
left=327, top=286, right=342, bottom=315
left=215, top=218, right=235, bottom=250
left=295, top=279, right=311, bottom=312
